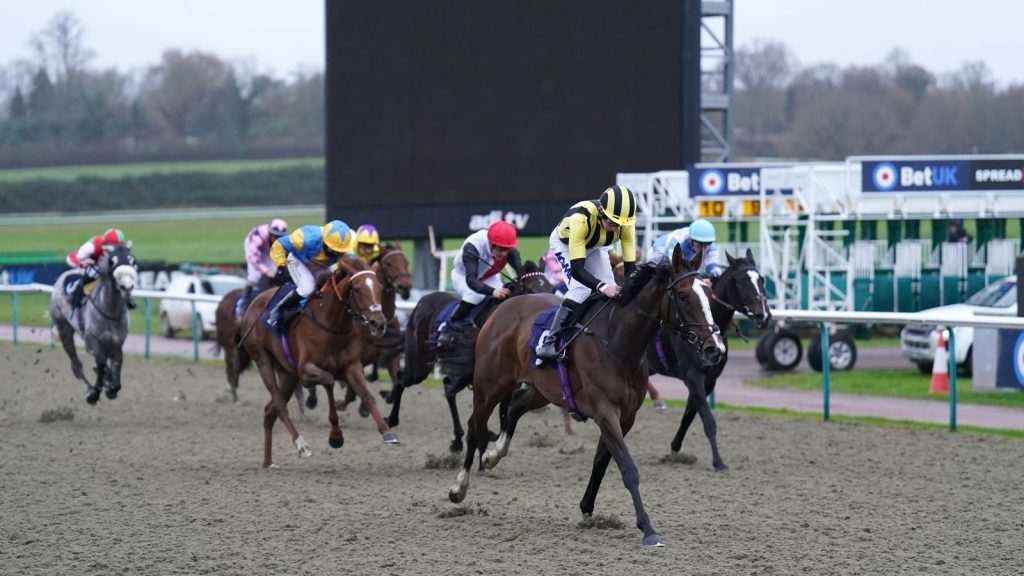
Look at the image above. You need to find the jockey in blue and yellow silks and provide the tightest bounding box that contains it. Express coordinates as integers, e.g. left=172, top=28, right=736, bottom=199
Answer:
left=267, top=220, right=355, bottom=328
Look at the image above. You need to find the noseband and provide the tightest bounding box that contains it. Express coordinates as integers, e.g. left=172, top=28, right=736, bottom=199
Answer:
left=664, top=271, right=720, bottom=349
left=325, top=269, right=384, bottom=329
left=713, top=265, right=768, bottom=320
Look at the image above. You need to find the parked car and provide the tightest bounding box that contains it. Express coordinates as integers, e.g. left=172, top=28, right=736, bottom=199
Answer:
left=900, top=275, right=1017, bottom=375
left=159, top=274, right=246, bottom=339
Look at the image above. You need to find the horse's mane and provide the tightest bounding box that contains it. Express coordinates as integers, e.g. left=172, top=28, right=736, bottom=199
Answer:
left=618, top=261, right=671, bottom=306
left=522, top=259, right=539, bottom=274
left=313, top=255, right=369, bottom=290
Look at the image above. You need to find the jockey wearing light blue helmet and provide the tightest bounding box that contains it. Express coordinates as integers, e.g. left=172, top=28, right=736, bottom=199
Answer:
left=645, top=218, right=722, bottom=277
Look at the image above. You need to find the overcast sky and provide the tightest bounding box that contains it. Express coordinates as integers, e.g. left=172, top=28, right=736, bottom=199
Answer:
left=1, top=0, right=1021, bottom=84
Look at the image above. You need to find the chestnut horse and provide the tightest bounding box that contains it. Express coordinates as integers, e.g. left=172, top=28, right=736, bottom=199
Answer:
left=237, top=257, right=395, bottom=467
left=309, top=244, right=412, bottom=411
left=447, top=247, right=725, bottom=547
left=653, top=248, right=771, bottom=471
left=384, top=261, right=553, bottom=452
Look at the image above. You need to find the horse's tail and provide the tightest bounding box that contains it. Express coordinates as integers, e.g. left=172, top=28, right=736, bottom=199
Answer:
left=234, top=325, right=253, bottom=373
left=436, top=321, right=478, bottom=384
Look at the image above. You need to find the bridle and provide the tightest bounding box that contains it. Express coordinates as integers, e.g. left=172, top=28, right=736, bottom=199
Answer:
left=513, top=271, right=549, bottom=294
left=316, top=269, right=384, bottom=332
left=661, top=270, right=721, bottom=349
left=377, top=249, right=411, bottom=293
left=87, top=249, right=136, bottom=321
left=711, top=265, right=768, bottom=321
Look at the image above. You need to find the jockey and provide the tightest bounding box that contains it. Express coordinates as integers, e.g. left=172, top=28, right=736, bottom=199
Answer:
left=239, top=218, right=289, bottom=313
left=536, top=185, right=637, bottom=360
left=266, top=220, right=355, bottom=329
left=354, top=224, right=381, bottom=265
left=66, top=228, right=135, bottom=310
left=436, top=221, right=524, bottom=347
left=645, top=218, right=722, bottom=278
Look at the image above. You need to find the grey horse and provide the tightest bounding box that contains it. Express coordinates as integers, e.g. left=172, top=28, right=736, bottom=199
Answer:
left=49, top=244, right=138, bottom=404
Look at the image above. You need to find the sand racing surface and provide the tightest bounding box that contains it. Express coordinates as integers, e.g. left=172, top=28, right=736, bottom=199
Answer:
left=2, top=343, right=1023, bottom=575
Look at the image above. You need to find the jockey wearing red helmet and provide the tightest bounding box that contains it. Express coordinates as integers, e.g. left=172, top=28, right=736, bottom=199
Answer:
left=65, top=228, right=134, bottom=309
left=436, top=221, right=524, bottom=347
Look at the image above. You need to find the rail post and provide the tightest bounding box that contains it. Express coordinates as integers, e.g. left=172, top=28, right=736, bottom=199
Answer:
left=947, top=327, right=957, bottom=431
left=191, top=300, right=199, bottom=362
left=144, top=298, right=152, bottom=359
left=821, top=322, right=831, bottom=422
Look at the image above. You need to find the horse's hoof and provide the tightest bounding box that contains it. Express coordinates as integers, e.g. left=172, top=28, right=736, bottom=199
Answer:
left=85, top=390, right=100, bottom=405
left=448, top=486, right=466, bottom=503
left=714, top=463, right=730, bottom=472
left=104, top=386, right=120, bottom=400
left=295, top=436, right=312, bottom=458
left=328, top=434, right=345, bottom=449
left=449, top=438, right=463, bottom=453
left=304, top=396, right=317, bottom=410
left=367, top=372, right=378, bottom=383
left=382, top=432, right=400, bottom=444
left=669, top=441, right=682, bottom=454
left=481, top=452, right=498, bottom=470
left=643, top=533, right=665, bottom=548
left=358, top=403, right=370, bottom=418
left=653, top=400, right=667, bottom=411
left=379, top=390, right=393, bottom=404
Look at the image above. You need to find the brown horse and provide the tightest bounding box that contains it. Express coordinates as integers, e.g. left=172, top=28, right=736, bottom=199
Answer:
left=309, top=243, right=413, bottom=411
left=237, top=257, right=395, bottom=467
left=385, top=261, right=553, bottom=453
left=447, top=247, right=724, bottom=547
left=658, top=248, right=771, bottom=470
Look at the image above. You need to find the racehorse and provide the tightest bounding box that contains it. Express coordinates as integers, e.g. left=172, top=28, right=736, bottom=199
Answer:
left=384, top=260, right=553, bottom=454
left=49, top=244, right=138, bottom=404
left=237, top=257, right=395, bottom=467
left=214, top=283, right=269, bottom=402
left=317, top=244, right=412, bottom=412
left=655, top=248, right=771, bottom=471
left=447, top=247, right=725, bottom=547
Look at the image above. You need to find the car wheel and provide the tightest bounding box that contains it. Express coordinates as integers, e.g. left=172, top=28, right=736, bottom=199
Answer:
left=826, top=335, right=857, bottom=371
left=766, top=330, right=802, bottom=371
left=161, top=313, right=176, bottom=339
left=916, top=361, right=932, bottom=375
left=755, top=332, right=775, bottom=367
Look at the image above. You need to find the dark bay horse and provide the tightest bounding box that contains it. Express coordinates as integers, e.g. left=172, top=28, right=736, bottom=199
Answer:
left=237, top=258, right=394, bottom=467
left=447, top=248, right=724, bottom=547
left=384, top=261, right=553, bottom=452
left=656, top=248, right=771, bottom=471
left=49, top=244, right=138, bottom=404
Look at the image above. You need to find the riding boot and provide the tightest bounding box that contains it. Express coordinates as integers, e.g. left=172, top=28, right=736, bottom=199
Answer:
left=536, top=301, right=577, bottom=360
left=268, top=290, right=303, bottom=330
left=437, top=300, right=474, bottom=348
left=237, top=284, right=255, bottom=317
left=69, top=280, right=86, bottom=309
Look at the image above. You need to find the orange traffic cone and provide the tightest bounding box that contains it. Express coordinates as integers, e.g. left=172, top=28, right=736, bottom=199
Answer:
left=929, top=329, right=950, bottom=394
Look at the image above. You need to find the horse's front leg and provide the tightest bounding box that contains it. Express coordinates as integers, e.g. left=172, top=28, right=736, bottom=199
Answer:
left=87, top=351, right=109, bottom=405
left=344, top=363, right=399, bottom=444
left=256, top=358, right=308, bottom=466
left=483, top=385, right=548, bottom=470
left=670, top=376, right=701, bottom=454
left=596, top=414, right=663, bottom=547
left=690, top=371, right=727, bottom=471
left=300, top=362, right=345, bottom=449
left=104, top=346, right=124, bottom=399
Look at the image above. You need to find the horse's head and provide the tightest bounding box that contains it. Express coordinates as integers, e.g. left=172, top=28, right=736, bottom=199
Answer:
left=100, top=243, right=138, bottom=300
left=509, top=260, right=554, bottom=296
left=333, top=258, right=388, bottom=337
left=666, top=245, right=726, bottom=367
left=375, top=244, right=412, bottom=300
left=716, top=248, right=771, bottom=329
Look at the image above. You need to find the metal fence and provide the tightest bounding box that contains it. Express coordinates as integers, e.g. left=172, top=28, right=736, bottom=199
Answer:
left=4, top=283, right=1024, bottom=431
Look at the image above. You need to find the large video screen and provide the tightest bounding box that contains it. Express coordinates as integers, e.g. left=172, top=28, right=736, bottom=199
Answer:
left=327, top=0, right=683, bottom=236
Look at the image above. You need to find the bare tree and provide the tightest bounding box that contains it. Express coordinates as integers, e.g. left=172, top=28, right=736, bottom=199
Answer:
left=29, top=11, right=94, bottom=84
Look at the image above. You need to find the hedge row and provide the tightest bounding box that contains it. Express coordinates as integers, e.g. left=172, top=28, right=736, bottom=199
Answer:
left=0, top=166, right=325, bottom=213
